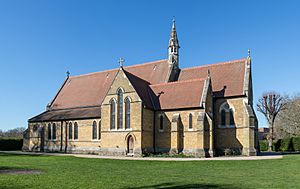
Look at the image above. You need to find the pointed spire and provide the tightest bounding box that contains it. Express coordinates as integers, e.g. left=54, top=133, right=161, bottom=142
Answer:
left=172, top=16, right=176, bottom=30
left=168, top=17, right=180, bottom=69
left=169, top=17, right=179, bottom=49
left=207, top=69, right=211, bottom=78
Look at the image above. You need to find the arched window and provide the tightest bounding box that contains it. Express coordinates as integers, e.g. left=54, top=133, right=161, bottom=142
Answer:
left=221, top=109, right=226, bottom=126
left=74, top=122, right=78, bottom=140
left=125, top=97, right=130, bottom=129
left=48, top=123, right=51, bottom=140
left=110, top=99, right=116, bottom=129
left=189, top=114, right=193, bottom=129
left=52, top=123, right=56, bottom=140
left=219, top=102, right=235, bottom=127
left=98, top=121, right=101, bottom=140
left=159, top=115, right=164, bottom=130
left=229, top=110, right=235, bottom=125
left=92, top=121, right=97, bottom=140
left=117, top=88, right=123, bottom=129
left=68, top=122, right=73, bottom=140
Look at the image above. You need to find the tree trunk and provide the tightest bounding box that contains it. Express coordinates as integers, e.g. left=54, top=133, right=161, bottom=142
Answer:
left=268, top=122, right=274, bottom=152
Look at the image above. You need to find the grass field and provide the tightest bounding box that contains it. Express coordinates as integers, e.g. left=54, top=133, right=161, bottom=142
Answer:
left=0, top=153, right=299, bottom=189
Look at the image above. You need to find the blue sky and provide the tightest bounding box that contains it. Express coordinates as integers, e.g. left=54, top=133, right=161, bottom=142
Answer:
left=0, top=0, right=299, bottom=130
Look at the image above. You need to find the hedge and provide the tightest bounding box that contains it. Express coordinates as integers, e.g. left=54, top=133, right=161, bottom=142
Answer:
left=279, top=137, right=293, bottom=151
left=292, top=137, right=300, bottom=151
left=274, top=139, right=282, bottom=152
left=0, top=138, right=23, bottom=151
left=259, top=140, right=268, bottom=151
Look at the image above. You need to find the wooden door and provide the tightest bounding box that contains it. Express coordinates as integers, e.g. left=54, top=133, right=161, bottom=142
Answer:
left=127, top=136, right=134, bottom=154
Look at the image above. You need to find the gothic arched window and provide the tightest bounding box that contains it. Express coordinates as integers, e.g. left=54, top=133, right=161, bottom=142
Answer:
left=117, top=88, right=123, bottom=129
left=125, top=97, right=131, bottom=129
left=221, top=109, right=226, bottom=126
left=92, top=121, right=97, bottom=140
left=52, top=123, right=56, bottom=140
left=48, top=123, right=51, bottom=140
left=219, top=102, right=235, bottom=127
left=189, top=113, right=193, bottom=129
left=110, top=99, right=116, bottom=129
left=159, top=115, right=164, bottom=130
left=98, top=120, right=101, bottom=140
left=74, top=122, right=78, bottom=140
left=68, top=122, right=73, bottom=139
left=229, top=110, right=235, bottom=125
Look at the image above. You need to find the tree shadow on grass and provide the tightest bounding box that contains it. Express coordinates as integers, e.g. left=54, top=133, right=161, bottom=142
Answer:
left=0, top=152, right=45, bottom=157
left=123, top=182, right=243, bottom=189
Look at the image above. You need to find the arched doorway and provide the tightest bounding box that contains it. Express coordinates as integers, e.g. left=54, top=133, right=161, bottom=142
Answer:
left=127, top=135, right=134, bottom=155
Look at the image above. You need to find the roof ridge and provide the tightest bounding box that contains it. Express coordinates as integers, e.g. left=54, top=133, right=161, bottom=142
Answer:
left=150, top=78, right=206, bottom=87
left=181, top=58, right=247, bottom=71
left=70, top=68, right=118, bottom=78
left=69, top=59, right=167, bottom=79
left=124, top=59, right=167, bottom=69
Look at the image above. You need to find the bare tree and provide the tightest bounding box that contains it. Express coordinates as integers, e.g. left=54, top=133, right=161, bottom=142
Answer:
left=257, top=92, right=285, bottom=151
left=275, top=94, right=300, bottom=138
left=0, top=127, right=26, bottom=139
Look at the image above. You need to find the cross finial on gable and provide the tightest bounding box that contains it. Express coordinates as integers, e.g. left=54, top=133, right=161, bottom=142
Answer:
left=66, top=71, right=70, bottom=78
left=118, top=58, right=125, bottom=68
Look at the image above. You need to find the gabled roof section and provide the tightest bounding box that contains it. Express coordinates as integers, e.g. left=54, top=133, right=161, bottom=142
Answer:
left=150, top=78, right=206, bottom=110
left=50, top=69, right=118, bottom=110
left=178, top=58, right=247, bottom=97
left=123, top=69, right=157, bottom=109
left=50, top=59, right=169, bottom=110
left=125, top=59, right=169, bottom=84
left=28, top=106, right=101, bottom=122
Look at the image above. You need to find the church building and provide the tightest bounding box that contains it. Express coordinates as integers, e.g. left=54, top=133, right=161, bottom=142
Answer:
left=23, top=19, right=258, bottom=157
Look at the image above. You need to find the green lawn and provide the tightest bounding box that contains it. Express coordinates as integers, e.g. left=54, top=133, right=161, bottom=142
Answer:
left=0, top=153, right=299, bottom=189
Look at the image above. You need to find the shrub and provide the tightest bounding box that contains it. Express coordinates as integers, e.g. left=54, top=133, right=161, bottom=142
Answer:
left=274, top=139, right=282, bottom=152
left=292, top=137, right=300, bottom=151
left=280, top=137, right=293, bottom=151
left=259, top=140, right=268, bottom=151
left=224, top=148, right=233, bottom=156
left=0, top=138, right=23, bottom=151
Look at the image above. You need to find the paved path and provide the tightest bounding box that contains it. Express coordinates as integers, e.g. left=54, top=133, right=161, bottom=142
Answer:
left=1, top=151, right=283, bottom=161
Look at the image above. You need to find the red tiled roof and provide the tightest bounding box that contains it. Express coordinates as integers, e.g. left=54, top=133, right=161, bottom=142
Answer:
left=178, top=58, right=247, bottom=97
left=51, top=69, right=118, bottom=110
left=123, top=69, right=157, bottom=109
left=125, top=59, right=169, bottom=84
left=50, top=59, right=169, bottom=110
left=30, top=57, right=248, bottom=121
left=28, top=106, right=101, bottom=122
left=150, top=78, right=206, bottom=110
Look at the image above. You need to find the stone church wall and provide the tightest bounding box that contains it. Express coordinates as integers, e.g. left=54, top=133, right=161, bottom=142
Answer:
left=214, top=97, right=257, bottom=156
left=154, top=109, right=211, bottom=157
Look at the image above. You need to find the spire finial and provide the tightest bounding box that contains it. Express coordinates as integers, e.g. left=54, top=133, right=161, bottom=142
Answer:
left=207, top=69, right=211, bottom=77
left=172, top=16, right=175, bottom=29
left=66, top=71, right=70, bottom=78
left=248, top=48, right=251, bottom=57
left=118, top=58, right=125, bottom=68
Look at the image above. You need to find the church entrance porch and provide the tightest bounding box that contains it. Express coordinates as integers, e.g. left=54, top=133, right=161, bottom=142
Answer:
left=127, top=135, right=134, bottom=156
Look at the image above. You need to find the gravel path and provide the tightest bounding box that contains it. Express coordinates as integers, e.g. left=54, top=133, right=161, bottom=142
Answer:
left=1, top=151, right=283, bottom=161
